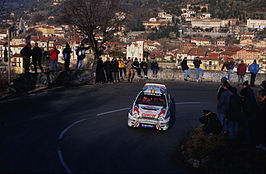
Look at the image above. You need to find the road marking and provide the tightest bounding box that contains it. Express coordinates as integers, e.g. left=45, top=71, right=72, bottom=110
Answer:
left=96, top=107, right=130, bottom=117
left=57, top=146, right=73, bottom=174
left=174, top=102, right=202, bottom=105
left=58, top=118, right=87, bottom=140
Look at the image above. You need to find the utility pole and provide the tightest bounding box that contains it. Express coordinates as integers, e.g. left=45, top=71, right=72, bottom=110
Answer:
left=7, top=24, right=14, bottom=84
left=7, top=27, right=11, bottom=84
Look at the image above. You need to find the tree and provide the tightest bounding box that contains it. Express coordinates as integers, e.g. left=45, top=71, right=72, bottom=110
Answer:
left=61, top=0, right=125, bottom=79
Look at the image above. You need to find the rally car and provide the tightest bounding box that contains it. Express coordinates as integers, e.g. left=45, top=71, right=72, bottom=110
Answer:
left=128, top=83, right=171, bottom=131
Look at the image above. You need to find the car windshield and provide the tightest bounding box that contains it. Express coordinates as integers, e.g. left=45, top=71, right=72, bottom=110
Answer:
left=136, top=92, right=166, bottom=107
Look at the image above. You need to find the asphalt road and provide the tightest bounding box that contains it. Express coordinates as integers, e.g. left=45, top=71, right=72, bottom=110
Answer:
left=0, top=80, right=221, bottom=173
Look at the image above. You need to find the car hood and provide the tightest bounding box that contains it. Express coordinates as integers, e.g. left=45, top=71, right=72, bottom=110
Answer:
left=133, top=104, right=166, bottom=119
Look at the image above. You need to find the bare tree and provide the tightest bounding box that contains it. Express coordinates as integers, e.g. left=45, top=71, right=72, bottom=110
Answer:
left=61, top=0, right=125, bottom=75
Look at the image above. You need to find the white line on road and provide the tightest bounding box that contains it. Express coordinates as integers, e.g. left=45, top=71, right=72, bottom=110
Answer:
left=96, top=107, right=130, bottom=117
left=174, top=102, right=202, bottom=105
left=58, top=118, right=87, bottom=140
left=57, top=146, right=73, bottom=174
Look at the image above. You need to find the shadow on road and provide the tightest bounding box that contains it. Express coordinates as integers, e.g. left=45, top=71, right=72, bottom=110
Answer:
left=169, top=97, right=176, bottom=130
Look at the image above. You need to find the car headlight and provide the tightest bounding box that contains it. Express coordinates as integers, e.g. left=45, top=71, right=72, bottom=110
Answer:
left=158, top=116, right=165, bottom=121
left=133, top=113, right=138, bottom=118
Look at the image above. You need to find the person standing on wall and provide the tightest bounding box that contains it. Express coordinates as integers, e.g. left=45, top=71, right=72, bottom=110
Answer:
left=221, top=58, right=235, bottom=81
left=118, top=57, right=125, bottom=80
left=181, top=57, right=191, bottom=81
left=49, top=45, right=60, bottom=72
left=75, top=43, right=88, bottom=70
left=32, top=43, right=44, bottom=73
left=126, top=58, right=134, bottom=82
left=193, top=56, right=204, bottom=82
left=248, top=60, right=260, bottom=87
left=63, top=43, right=72, bottom=72
left=132, top=58, right=141, bottom=78
left=151, top=58, right=159, bottom=78
left=140, top=58, right=148, bottom=79
left=237, top=60, right=247, bottom=86
left=103, top=58, right=113, bottom=83
left=20, top=43, right=32, bottom=75
left=112, top=57, right=119, bottom=83
left=96, top=57, right=106, bottom=84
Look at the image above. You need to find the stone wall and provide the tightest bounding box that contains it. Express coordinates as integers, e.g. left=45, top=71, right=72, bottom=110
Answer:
left=144, top=68, right=266, bottom=85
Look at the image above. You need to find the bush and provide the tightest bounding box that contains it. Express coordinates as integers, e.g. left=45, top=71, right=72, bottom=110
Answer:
left=182, top=126, right=227, bottom=160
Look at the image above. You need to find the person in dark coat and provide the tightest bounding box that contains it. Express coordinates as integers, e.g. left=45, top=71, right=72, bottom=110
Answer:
left=132, top=58, right=141, bottom=77
left=95, top=57, right=106, bottom=84
left=260, top=81, right=266, bottom=93
left=227, top=87, right=243, bottom=139
left=240, top=81, right=258, bottom=144
left=140, top=59, right=148, bottom=79
left=20, top=43, right=32, bottom=75
left=75, top=43, right=88, bottom=70
left=103, top=58, right=113, bottom=83
left=32, top=43, right=43, bottom=73
left=181, top=57, right=191, bottom=81
left=151, top=59, right=159, bottom=78
left=255, top=90, right=266, bottom=151
left=112, top=57, right=119, bottom=83
left=199, top=110, right=222, bottom=135
left=217, top=83, right=231, bottom=134
left=63, top=43, right=72, bottom=72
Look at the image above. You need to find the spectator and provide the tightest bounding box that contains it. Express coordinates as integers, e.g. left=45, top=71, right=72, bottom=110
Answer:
left=49, top=45, right=60, bottom=72
left=255, top=90, right=266, bottom=151
left=122, top=57, right=127, bottom=78
left=227, top=87, right=242, bottom=139
left=63, top=43, right=72, bottom=72
left=112, top=57, right=119, bottom=83
left=32, top=43, right=44, bottom=73
left=132, top=58, right=141, bottom=77
left=260, top=81, right=266, bottom=93
left=193, top=57, right=204, bottom=82
left=181, top=57, right=191, bottom=81
left=140, top=59, right=148, bottom=79
left=126, top=58, right=134, bottom=82
left=240, top=81, right=257, bottom=145
left=20, top=43, right=32, bottom=75
left=217, top=83, right=231, bottom=134
left=221, top=58, right=235, bottom=81
left=151, top=59, right=159, bottom=78
left=216, top=77, right=234, bottom=101
left=237, top=60, right=247, bottom=85
left=248, top=60, right=260, bottom=87
left=103, top=58, right=113, bottom=83
left=75, top=43, right=88, bottom=70
left=118, top=57, right=125, bottom=80
left=96, top=57, right=106, bottom=84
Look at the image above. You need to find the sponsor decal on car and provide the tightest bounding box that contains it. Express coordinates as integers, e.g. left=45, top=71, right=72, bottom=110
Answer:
left=141, top=113, right=156, bottom=118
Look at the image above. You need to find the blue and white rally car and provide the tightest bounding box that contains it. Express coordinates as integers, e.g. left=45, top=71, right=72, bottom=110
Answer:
left=128, top=83, right=171, bottom=131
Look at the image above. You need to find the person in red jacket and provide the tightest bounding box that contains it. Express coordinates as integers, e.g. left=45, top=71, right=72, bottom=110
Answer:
left=237, top=60, right=247, bottom=85
left=49, top=45, right=60, bottom=72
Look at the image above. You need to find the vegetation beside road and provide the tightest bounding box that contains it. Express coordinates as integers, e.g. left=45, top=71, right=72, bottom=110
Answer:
left=181, top=125, right=265, bottom=173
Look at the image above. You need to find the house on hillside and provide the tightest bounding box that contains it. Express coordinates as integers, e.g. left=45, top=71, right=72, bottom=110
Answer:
left=200, top=52, right=220, bottom=71
left=11, top=54, right=23, bottom=74
left=127, top=40, right=144, bottom=61
left=191, top=38, right=211, bottom=46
